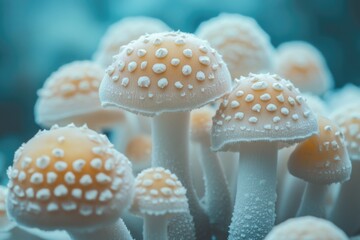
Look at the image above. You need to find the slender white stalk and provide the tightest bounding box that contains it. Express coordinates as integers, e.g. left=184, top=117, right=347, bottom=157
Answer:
left=144, top=215, right=167, bottom=240
left=152, top=112, right=209, bottom=240
left=68, top=219, right=133, bottom=240
left=276, top=172, right=305, bottom=223
left=296, top=183, right=329, bottom=218
left=199, top=143, right=232, bottom=239
left=219, top=151, right=238, bottom=204
left=331, top=161, right=360, bottom=235
left=229, top=142, right=278, bottom=240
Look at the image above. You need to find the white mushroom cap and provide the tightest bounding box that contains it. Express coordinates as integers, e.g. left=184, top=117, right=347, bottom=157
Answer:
left=99, top=31, right=232, bottom=117
left=325, top=84, right=360, bottom=110
left=0, top=186, right=16, bottom=231
left=93, top=17, right=171, bottom=67
left=331, top=104, right=360, bottom=161
left=35, top=61, right=125, bottom=129
left=211, top=73, right=318, bottom=151
left=288, top=116, right=351, bottom=184
left=265, top=216, right=348, bottom=240
left=196, top=13, right=274, bottom=79
left=6, top=124, right=134, bottom=231
left=131, top=167, right=188, bottom=216
left=275, top=41, right=333, bottom=95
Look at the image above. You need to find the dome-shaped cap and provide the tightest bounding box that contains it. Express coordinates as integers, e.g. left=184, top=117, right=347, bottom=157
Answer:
left=6, top=124, right=134, bottom=231
left=99, top=31, right=232, bottom=117
left=212, top=73, right=318, bottom=151
left=196, top=13, right=274, bottom=79
left=331, top=104, right=360, bottom=161
left=125, top=135, right=152, bottom=165
left=35, top=61, right=125, bottom=129
left=265, top=216, right=348, bottom=240
left=131, top=167, right=188, bottom=216
left=275, top=41, right=333, bottom=95
left=94, top=17, right=171, bottom=67
left=288, top=116, right=351, bottom=184
left=190, top=106, right=215, bottom=142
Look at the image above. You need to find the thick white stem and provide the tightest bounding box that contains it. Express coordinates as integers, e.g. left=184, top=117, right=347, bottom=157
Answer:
left=144, top=215, right=167, bottom=240
left=199, top=143, right=232, bottom=239
left=152, top=112, right=208, bottom=240
left=331, top=161, right=360, bottom=235
left=229, top=142, right=278, bottom=240
left=68, top=219, right=133, bottom=240
left=296, top=183, right=329, bottom=218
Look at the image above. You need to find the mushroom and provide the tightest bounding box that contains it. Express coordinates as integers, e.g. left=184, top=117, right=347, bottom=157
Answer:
left=211, top=73, right=318, bottom=239
left=324, top=83, right=360, bottom=110
left=330, top=104, right=360, bottom=235
left=288, top=115, right=351, bottom=218
left=274, top=41, right=333, bottom=96
left=6, top=124, right=134, bottom=240
left=131, top=167, right=190, bottom=240
left=190, top=106, right=232, bottom=238
left=93, top=16, right=171, bottom=68
left=99, top=31, right=232, bottom=239
left=125, top=134, right=152, bottom=175
left=0, top=186, right=15, bottom=232
left=265, top=216, right=348, bottom=240
left=196, top=13, right=274, bottom=79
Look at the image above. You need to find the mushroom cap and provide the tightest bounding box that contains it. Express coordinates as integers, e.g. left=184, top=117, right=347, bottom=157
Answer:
left=99, top=31, right=232, bottom=117
left=275, top=41, right=333, bottom=95
left=211, top=73, right=318, bottom=151
left=265, top=216, right=348, bottom=240
left=93, top=16, right=171, bottom=68
left=331, top=104, right=360, bottom=161
left=0, top=186, right=16, bottom=231
left=288, top=116, right=351, bottom=184
left=125, top=135, right=152, bottom=165
left=131, top=167, right=188, bottom=216
left=302, top=93, right=329, bottom=116
left=190, top=106, right=215, bottom=142
left=6, top=124, right=134, bottom=231
left=35, top=61, right=125, bottom=129
left=325, top=83, right=360, bottom=109
left=196, top=13, right=274, bottom=79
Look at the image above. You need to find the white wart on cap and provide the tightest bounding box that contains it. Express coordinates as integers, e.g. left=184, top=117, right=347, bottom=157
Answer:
left=35, top=61, right=125, bottom=128
left=212, top=73, right=318, bottom=151
left=6, top=124, right=134, bottom=231
left=131, top=167, right=188, bottom=216
left=288, top=116, right=351, bottom=184
left=196, top=13, right=274, bottom=78
left=99, top=31, right=232, bottom=116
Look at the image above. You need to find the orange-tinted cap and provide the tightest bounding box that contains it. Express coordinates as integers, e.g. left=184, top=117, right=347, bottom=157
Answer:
left=99, top=31, right=232, bottom=116
left=288, top=116, right=351, bottom=184
left=212, top=73, right=318, bottom=151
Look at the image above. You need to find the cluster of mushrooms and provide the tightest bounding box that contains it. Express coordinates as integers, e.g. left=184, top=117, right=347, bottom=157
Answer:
left=0, top=14, right=359, bottom=240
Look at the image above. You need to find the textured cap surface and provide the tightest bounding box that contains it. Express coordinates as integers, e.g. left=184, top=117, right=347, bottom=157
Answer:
left=6, top=124, right=134, bottom=231
left=99, top=31, right=232, bottom=116
left=288, top=116, right=351, bottom=184
left=212, top=73, right=318, bottom=151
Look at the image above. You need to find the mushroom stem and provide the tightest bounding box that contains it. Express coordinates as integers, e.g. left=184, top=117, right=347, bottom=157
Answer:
left=152, top=112, right=209, bottom=239
left=296, top=183, right=329, bottom=218
left=199, top=143, right=232, bottom=238
left=68, top=219, right=133, bottom=240
left=144, top=215, right=168, bottom=240
left=229, top=142, right=278, bottom=240
left=330, top=161, right=360, bottom=235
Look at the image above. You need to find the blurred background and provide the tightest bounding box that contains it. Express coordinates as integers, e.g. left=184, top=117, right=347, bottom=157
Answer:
left=0, top=0, right=359, bottom=182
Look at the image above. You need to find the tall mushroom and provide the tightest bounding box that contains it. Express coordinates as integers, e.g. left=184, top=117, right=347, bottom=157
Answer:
left=131, top=167, right=190, bottom=240
left=6, top=124, right=135, bottom=240
left=288, top=116, right=351, bottom=218
left=99, top=31, right=232, bottom=239
left=211, top=73, right=318, bottom=239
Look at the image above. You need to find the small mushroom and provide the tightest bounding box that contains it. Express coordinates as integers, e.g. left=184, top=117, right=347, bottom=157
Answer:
left=330, top=104, right=360, bottom=235
left=131, top=167, right=190, bottom=240
left=212, top=73, right=318, bottom=239
left=99, top=31, right=232, bottom=239
left=275, top=41, right=333, bottom=96
left=196, top=13, right=274, bottom=80
left=265, top=216, right=348, bottom=240
left=288, top=116, right=351, bottom=218
left=6, top=124, right=135, bottom=240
